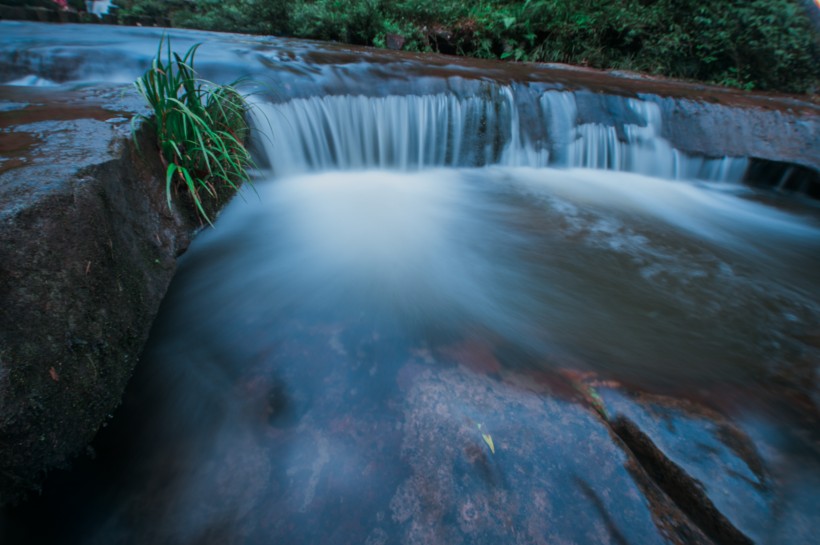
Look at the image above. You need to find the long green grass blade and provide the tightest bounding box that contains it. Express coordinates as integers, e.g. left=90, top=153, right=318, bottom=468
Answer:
left=165, top=163, right=178, bottom=209
left=134, top=37, right=255, bottom=225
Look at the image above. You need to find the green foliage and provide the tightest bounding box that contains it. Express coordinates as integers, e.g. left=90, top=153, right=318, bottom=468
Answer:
left=172, top=0, right=290, bottom=35
left=134, top=37, right=253, bottom=224
left=120, top=0, right=820, bottom=94
left=115, top=0, right=188, bottom=18
left=290, top=0, right=385, bottom=45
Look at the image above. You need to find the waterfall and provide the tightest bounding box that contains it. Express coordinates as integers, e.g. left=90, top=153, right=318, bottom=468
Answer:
left=251, top=88, right=748, bottom=181
left=252, top=93, right=508, bottom=174
left=566, top=98, right=748, bottom=180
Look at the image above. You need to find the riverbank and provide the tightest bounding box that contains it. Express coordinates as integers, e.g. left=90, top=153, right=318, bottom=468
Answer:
left=3, top=1, right=819, bottom=94
left=0, top=83, right=240, bottom=504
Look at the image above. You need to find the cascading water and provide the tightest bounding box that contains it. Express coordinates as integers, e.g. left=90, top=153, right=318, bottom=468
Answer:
left=253, top=88, right=748, bottom=180
left=2, top=22, right=819, bottom=545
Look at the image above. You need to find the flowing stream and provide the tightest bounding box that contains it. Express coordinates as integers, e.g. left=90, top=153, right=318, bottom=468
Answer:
left=1, top=22, right=819, bottom=544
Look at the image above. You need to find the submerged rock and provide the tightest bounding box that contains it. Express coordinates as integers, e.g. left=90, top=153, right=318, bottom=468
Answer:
left=567, top=374, right=820, bottom=545
left=2, top=301, right=815, bottom=545
left=388, top=365, right=682, bottom=545
left=599, top=389, right=770, bottom=544
left=42, top=317, right=794, bottom=545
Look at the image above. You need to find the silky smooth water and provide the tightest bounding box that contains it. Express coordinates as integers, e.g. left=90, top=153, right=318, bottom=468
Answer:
left=31, top=163, right=811, bottom=544
left=176, top=165, right=820, bottom=387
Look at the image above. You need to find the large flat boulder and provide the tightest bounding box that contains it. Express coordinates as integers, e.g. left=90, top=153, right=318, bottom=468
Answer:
left=0, top=85, right=229, bottom=504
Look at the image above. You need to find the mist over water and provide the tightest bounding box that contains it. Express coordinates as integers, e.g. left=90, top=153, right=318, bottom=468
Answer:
left=184, top=165, right=820, bottom=385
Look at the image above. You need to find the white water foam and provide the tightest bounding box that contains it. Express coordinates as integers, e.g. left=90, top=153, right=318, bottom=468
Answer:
left=4, top=75, right=58, bottom=87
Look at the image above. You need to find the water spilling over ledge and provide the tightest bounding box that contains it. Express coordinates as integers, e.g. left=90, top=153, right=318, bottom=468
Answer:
left=0, top=21, right=820, bottom=184
left=1, top=21, right=820, bottom=545
left=254, top=91, right=748, bottom=181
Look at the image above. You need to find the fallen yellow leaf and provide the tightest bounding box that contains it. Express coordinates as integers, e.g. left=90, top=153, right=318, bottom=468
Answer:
left=482, top=433, right=495, bottom=454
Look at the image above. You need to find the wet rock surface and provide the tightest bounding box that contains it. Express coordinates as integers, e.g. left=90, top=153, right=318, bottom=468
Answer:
left=566, top=374, right=820, bottom=545
left=647, top=95, right=819, bottom=175
left=387, top=365, right=672, bottom=545
left=5, top=318, right=817, bottom=544
left=600, top=389, right=770, bottom=545
left=0, top=85, right=235, bottom=505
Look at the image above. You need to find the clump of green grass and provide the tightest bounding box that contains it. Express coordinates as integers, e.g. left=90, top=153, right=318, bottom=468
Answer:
left=134, top=37, right=253, bottom=224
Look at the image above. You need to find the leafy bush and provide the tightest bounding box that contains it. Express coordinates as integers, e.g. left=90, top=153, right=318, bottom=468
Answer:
left=658, top=0, right=819, bottom=92
left=134, top=38, right=253, bottom=224
left=171, top=0, right=290, bottom=36
left=115, top=0, right=188, bottom=18
left=289, top=0, right=386, bottom=45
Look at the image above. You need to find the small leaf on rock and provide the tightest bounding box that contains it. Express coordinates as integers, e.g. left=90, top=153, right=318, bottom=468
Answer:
left=482, top=433, right=495, bottom=454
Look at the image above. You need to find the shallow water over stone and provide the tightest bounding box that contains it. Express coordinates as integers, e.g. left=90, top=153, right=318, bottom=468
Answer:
left=4, top=165, right=818, bottom=544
